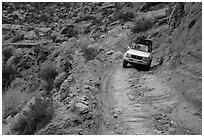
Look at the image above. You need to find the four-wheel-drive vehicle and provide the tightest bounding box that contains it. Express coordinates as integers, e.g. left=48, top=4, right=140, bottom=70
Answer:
left=123, top=37, right=153, bottom=70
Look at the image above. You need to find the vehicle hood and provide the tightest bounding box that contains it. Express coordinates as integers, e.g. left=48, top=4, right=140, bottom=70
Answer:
left=126, top=49, right=150, bottom=57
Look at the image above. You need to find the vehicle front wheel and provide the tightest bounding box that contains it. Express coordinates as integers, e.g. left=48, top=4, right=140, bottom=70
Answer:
left=144, top=63, right=151, bottom=71
left=123, top=60, right=128, bottom=68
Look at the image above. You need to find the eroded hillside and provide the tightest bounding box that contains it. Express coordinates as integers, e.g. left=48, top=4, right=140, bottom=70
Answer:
left=2, top=2, right=202, bottom=135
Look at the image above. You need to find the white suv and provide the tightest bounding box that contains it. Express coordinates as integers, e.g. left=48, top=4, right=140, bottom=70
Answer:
left=123, top=38, right=153, bottom=70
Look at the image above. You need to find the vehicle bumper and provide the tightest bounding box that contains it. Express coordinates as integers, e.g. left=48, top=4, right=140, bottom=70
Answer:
left=123, top=57, right=150, bottom=66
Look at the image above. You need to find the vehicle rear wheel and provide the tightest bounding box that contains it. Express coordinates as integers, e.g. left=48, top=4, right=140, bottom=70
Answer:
left=123, top=60, right=128, bottom=68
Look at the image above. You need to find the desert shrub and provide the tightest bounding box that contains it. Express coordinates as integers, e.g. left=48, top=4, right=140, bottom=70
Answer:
left=131, top=19, right=154, bottom=33
left=11, top=33, right=24, bottom=43
left=2, top=66, right=17, bottom=90
left=118, top=11, right=134, bottom=22
left=81, top=46, right=100, bottom=61
left=9, top=77, right=42, bottom=95
left=61, top=25, right=78, bottom=38
left=2, top=45, right=16, bottom=63
left=3, top=49, right=24, bottom=90
left=54, top=42, right=74, bottom=73
left=76, top=37, right=100, bottom=61
left=38, top=60, right=57, bottom=92
left=2, top=88, right=34, bottom=119
left=8, top=95, right=53, bottom=135
left=35, top=47, right=51, bottom=64
left=55, top=55, right=72, bottom=74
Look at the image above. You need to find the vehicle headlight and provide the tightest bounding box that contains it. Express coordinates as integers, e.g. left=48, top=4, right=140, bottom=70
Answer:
left=125, top=53, right=131, bottom=58
left=143, top=57, right=150, bottom=61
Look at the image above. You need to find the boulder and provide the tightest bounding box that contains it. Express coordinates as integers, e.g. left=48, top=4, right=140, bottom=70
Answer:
left=74, top=102, right=88, bottom=113
left=25, top=30, right=39, bottom=40
left=168, top=127, right=176, bottom=134
left=54, top=72, right=67, bottom=89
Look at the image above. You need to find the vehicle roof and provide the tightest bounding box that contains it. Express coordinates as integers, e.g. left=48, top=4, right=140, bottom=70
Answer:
left=134, top=38, right=152, bottom=47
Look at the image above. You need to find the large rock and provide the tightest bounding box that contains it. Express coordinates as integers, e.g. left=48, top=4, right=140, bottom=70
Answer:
left=54, top=72, right=67, bottom=89
left=74, top=102, right=88, bottom=113
left=24, top=30, right=40, bottom=40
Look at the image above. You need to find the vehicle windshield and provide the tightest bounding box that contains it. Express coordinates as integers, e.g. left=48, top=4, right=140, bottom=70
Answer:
left=130, top=43, right=149, bottom=52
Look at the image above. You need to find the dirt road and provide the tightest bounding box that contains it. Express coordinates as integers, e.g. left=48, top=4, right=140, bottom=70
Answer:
left=98, top=62, right=201, bottom=135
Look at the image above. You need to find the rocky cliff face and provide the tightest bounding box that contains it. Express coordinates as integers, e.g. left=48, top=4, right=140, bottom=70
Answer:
left=157, top=2, right=202, bottom=111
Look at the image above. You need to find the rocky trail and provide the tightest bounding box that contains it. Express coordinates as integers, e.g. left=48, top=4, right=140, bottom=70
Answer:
left=98, top=62, right=201, bottom=135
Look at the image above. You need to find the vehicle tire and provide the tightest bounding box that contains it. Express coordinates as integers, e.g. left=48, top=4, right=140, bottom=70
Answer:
left=123, top=60, right=128, bottom=68
left=145, top=63, right=151, bottom=71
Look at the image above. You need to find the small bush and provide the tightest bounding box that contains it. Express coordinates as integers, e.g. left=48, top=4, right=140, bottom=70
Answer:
left=61, top=26, right=78, bottom=38
left=2, top=45, right=16, bottom=62
left=118, top=11, right=134, bottom=22
left=55, top=55, right=72, bottom=74
left=2, top=66, right=17, bottom=90
left=2, top=49, right=24, bottom=90
left=131, top=19, right=154, bottom=33
left=2, top=88, right=33, bottom=119
left=54, top=42, right=73, bottom=73
left=11, top=33, right=24, bottom=43
left=81, top=46, right=100, bottom=61
left=8, top=95, right=53, bottom=135
left=38, top=60, right=57, bottom=92
left=76, top=37, right=100, bottom=61
left=35, top=47, right=51, bottom=64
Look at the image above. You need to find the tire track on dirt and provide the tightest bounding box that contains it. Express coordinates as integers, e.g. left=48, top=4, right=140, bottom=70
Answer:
left=99, top=61, right=201, bottom=135
left=99, top=63, right=156, bottom=135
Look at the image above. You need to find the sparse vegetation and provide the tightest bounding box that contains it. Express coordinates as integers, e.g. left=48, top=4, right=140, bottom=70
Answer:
left=118, top=11, right=134, bottom=22
left=2, top=65, right=17, bottom=90
left=2, top=87, right=34, bottom=119
left=131, top=19, right=153, bottom=33
left=77, top=38, right=100, bottom=61
left=2, top=45, right=16, bottom=63
left=38, top=60, right=57, bottom=92
left=81, top=46, right=100, bottom=61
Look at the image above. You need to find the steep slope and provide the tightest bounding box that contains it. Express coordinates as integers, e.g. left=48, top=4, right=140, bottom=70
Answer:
left=156, top=2, right=202, bottom=112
